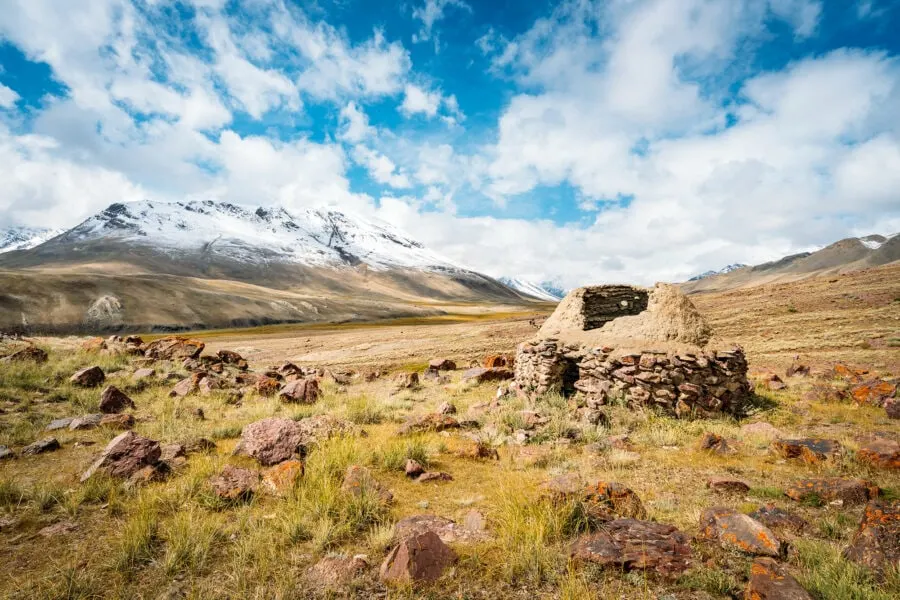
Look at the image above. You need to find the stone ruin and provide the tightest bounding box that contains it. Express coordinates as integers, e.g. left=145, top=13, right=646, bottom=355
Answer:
left=514, top=283, right=751, bottom=417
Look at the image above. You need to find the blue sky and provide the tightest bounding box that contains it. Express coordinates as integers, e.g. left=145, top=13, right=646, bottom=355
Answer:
left=1, top=0, right=899, bottom=287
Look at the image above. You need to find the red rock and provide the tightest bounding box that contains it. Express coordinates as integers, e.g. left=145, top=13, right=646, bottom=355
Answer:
left=772, top=438, right=841, bottom=464
left=232, top=417, right=303, bottom=466
left=842, top=501, right=900, bottom=577
left=278, top=377, right=320, bottom=404
left=885, top=398, right=900, bottom=419
left=462, top=367, right=513, bottom=384
left=379, top=531, right=456, bottom=584
left=70, top=366, right=105, bottom=388
left=429, top=358, right=456, bottom=371
left=785, top=478, right=879, bottom=505
left=1, top=346, right=48, bottom=363
left=209, top=465, right=258, bottom=501
left=341, top=465, right=393, bottom=503
left=851, top=380, right=897, bottom=406
left=570, top=518, right=692, bottom=577
left=856, top=437, right=900, bottom=470
left=81, top=431, right=161, bottom=481
left=833, top=364, right=869, bottom=383
left=262, top=459, right=304, bottom=497
left=255, top=376, right=281, bottom=397
left=707, top=477, right=751, bottom=494
left=749, top=504, right=808, bottom=533
left=699, top=432, right=736, bottom=455
left=745, top=557, right=813, bottom=599
left=483, top=354, right=512, bottom=368
left=99, top=385, right=135, bottom=413
left=700, top=506, right=781, bottom=557
left=144, top=336, right=204, bottom=360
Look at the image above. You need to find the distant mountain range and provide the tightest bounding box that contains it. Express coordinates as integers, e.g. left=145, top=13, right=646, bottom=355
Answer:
left=498, top=278, right=565, bottom=302
left=0, top=200, right=552, bottom=333
left=682, top=233, right=900, bottom=293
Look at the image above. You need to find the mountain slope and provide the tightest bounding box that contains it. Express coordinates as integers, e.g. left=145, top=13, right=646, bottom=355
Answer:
left=0, top=226, right=64, bottom=254
left=498, top=277, right=564, bottom=302
left=0, top=200, right=537, bottom=332
left=682, top=233, right=900, bottom=293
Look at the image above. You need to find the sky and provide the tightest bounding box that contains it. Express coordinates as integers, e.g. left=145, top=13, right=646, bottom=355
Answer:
left=1, top=0, right=899, bottom=288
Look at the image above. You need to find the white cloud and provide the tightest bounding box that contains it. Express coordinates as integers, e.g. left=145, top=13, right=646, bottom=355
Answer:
left=769, top=0, right=823, bottom=38
left=0, top=83, right=20, bottom=109
left=400, top=84, right=442, bottom=117
left=352, top=145, right=412, bottom=189
left=338, top=102, right=375, bottom=143
left=411, top=0, right=471, bottom=50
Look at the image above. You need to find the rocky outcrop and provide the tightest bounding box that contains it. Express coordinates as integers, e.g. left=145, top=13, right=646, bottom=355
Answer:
left=570, top=518, right=692, bottom=577
left=144, top=336, right=204, bottom=360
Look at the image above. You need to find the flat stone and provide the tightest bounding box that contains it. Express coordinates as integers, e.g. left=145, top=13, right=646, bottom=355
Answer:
left=707, top=477, right=750, bottom=494
left=379, top=530, right=456, bottom=584
left=416, top=471, right=453, bottom=483
left=749, top=504, right=808, bottom=533
left=99, top=413, right=135, bottom=430
left=69, top=414, right=103, bottom=430
left=570, top=518, right=692, bottom=578
left=46, top=417, right=74, bottom=431
left=745, top=557, right=813, bottom=599
left=22, top=437, right=60, bottom=456
left=842, top=501, right=900, bottom=577
left=772, top=438, right=841, bottom=464
left=700, top=506, right=781, bottom=557
left=856, top=437, right=900, bottom=470
left=785, top=478, right=879, bottom=505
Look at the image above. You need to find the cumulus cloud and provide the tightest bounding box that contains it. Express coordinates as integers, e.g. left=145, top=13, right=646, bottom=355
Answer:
left=411, top=0, right=471, bottom=50
left=352, top=145, right=413, bottom=189
left=338, top=102, right=375, bottom=143
left=399, top=83, right=465, bottom=123
left=0, top=83, right=20, bottom=109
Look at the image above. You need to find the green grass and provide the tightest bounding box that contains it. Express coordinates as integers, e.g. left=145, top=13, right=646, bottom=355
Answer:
left=795, top=539, right=898, bottom=600
left=369, top=437, right=430, bottom=471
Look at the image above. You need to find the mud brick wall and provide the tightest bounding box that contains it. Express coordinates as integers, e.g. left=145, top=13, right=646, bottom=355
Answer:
left=515, top=339, right=751, bottom=417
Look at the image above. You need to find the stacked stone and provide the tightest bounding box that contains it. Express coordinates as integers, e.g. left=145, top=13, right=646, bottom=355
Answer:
left=515, top=340, right=751, bottom=418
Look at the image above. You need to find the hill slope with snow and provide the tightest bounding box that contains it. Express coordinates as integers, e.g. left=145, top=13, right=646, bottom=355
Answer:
left=498, top=277, right=564, bottom=302
left=0, top=226, right=64, bottom=254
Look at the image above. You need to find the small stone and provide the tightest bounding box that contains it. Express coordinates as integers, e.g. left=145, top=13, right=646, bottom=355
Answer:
left=209, top=465, right=258, bottom=501
left=700, top=506, right=781, bottom=556
left=745, top=557, right=813, bottom=599
left=22, top=437, right=60, bottom=456
left=46, top=417, right=74, bottom=431
left=417, top=471, right=453, bottom=483
left=707, top=477, right=750, bottom=494
left=772, top=438, right=841, bottom=464
left=405, top=459, right=425, bottom=478
left=99, top=386, right=135, bottom=414
left=99, top=413, right=135, bottom=430
left=70, top=366, right=105, bottom=388
left=69, top=414, right=103, bottom=431
left=379, top=531, right=456, bottom=584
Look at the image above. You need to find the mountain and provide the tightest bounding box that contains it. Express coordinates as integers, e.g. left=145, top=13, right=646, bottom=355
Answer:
left=0, top=226, right=64, bottom=254
left=682, top=233, right=900, bottom=294
left=498, top=277, right=565, bottom=302
left=688, top=263, right=748, bottom=282
left=0, top=200, right=538, bottom=333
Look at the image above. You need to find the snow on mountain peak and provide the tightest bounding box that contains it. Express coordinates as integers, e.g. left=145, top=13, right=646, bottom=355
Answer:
left=499, top=277, right=565, bottom=301
left=688, top=263, right=748, bottom=281
left=55, top=200, right=464, bottom=272
left=0, top=226, right=65, bottom=254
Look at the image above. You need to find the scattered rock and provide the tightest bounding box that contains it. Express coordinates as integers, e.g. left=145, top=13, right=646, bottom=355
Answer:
left=69, top=414, right=103, bottom=431
left=209, top=465, right=258, bottom=501
left=405, top=459, right=425, bottom=478
left=700, top=506, right=781, bottom=557
left=570, top=518, right=692, bottom=577
left=417, top=471, right=453, bottom=483
left=22, top=437, right=60, bottom=456
left=379, top=530, right=456, bottom=584
left=99, top=413, right=135, bottom=430
left=885, top=398, right=900, bottom=419
left=429, top=358, right=456, bottom=371
left=785, top=478, right=879, bottom=505
left=169, top=377, right=197, bottom=398
left=0, top=446, right=15, bottom=460
left=740, top=422, right=784, bottom=440
left=483, top=354, right=511, bottom=368
left=132, top=368, right=155, bottom=381
left=398, top=413, right=461, bottom=435
left=393, top=372, right=420, bottom=391
left=296, top=415, right=357, bottom=447
left=461, top=367, right=513, bottom=384
left=745, top=557, right=813, bottom=599
left=1, top=346, right=48, bottom=363
left=786, top=360, right=810, bottom=378
left=707, top=477, right=750, bottom=494
left=308, top=555, right=368, bottom=587
left=70, top=366, right=105, bottom=388
left=850, top=379, right=897, bottom=406
left=255, top=376, right=281, bottom=397
left=750, top=504, right=808, bottom=534
left=341, top=465, right=393, bottom=503
left=699, top=432, right=735, bottom=455
left=99, top=386, right=135, bottom=414
left=855, top=436, right=899, bottom=470
left=233, top=417, right=303, bottom=466
left=144, top=336, right=204, bottom=360
left=38, top=521, right=79, bottom=538
left=278, top=377, right=320, bottom=404
left=583, top=481, right=648, bottom=520
left=842, top=501, right=899, bottom=577
left=772, top=438, right=841, bottom=464
left=262, top=459, right=304, bottom=496
left=46, top=417, right=74, bottom=431
left=81, top=431, right=161, bottom=482
left=437, top=401, right=456, bottom=415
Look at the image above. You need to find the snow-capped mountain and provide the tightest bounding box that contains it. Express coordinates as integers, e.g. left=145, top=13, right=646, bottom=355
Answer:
left=0, top=226, right=64, bottom=254
left=688, top=263, right=748, bottom=281
left=54, top=200, right=463, bottom=272
left=499, top=277, right=565, bottom=301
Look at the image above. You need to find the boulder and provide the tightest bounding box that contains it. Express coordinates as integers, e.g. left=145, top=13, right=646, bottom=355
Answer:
left=341, top=465, right=393, bottom=503
left=81, top=432, right=161, bottom=482
left=707, top=477, right=750, bottom=494
left=772, top=438, right=841, bottom=464
left=144, top=336, right=204, bottom=360
left=232, top=417, right=303, bottom=466
left=209, top=465, right=258, bottom=501
left=429, top=358, right=456, bottom=371
left=850, top=379, right=897, bottom=406
left=699, top=506, right=781, bottom=557
left=22, top=437, right=60, bottom=456
left=461, top=367, right=513, bottom=384
left=69, top=414, right=103, bottom=431
left=279, top=378, right=321, bottom=404
left=261, top=459, right=304, bottom=497
left=99, top=386, right=135, bottom=414
left=70, top=366, right=105, bottom=388
left=856, top=436, right=899, bottom=470
left=842, top=501, right=899, bottom=577
left=379, top=531, right=456, bottom=584
left=745, top=558, right=813, bottom=599
left=785, top=478, right=879, bottom=505
left=699, top=432, right=736, bottom=455
left=398, top=413, right=461, bottom=435
left=570, top=518, right=692, bottom=577
left=749, top=504, right=808, bottom=534
left=1, top=346, right=48, bottom=363
left=255, top=376, right=281, bottom=397
left=308, top=555, right=368, bottom=587
left=100, top=413, right=135, bottom=430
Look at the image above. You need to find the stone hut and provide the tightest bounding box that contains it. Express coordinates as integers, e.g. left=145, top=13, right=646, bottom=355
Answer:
left=515, top=283, right=751, bottom=417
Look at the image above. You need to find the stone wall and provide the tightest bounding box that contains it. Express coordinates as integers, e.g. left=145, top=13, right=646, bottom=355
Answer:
left=515, top=339, right=751, bottom=417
